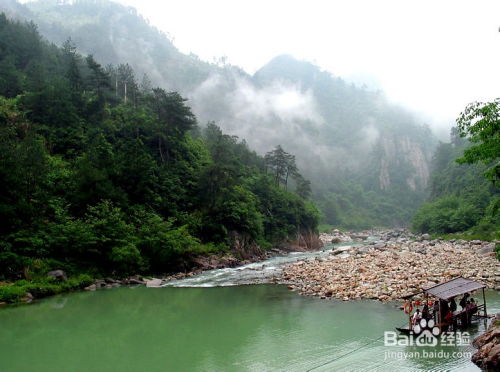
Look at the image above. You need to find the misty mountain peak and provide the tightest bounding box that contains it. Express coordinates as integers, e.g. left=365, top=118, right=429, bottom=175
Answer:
left=254, top=54, right=324, bottom=88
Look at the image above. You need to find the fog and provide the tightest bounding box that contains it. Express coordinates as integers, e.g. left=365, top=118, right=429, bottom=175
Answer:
left=4, top=0, right=456, bottom=226
left=189, top=68, right=402, bottom=176
left=112, top=0, right=500, bottom=140
left=190, top=73, right=328, bottom=163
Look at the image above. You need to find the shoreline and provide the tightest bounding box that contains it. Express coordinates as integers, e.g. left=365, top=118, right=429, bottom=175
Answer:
left=2, top=229, right=498, bottom=306
left=0, top=235, right=322, bottom=305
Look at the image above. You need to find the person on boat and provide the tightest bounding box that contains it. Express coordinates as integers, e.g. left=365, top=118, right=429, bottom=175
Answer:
left=459, top=293, right=469, bottom=309
left=460, top=303, right=469, bottom=327
left=470, top=298, right=477, bottom=313
left=443, top=310, right=453, bottom=331
left=465, top=300, right=474, bottom=326
left=440, top=299, right=449, bottom=323
left=412, top=308, right=422, bottom=325
left=465, top=299, right=478, bottom=325
left=422, top=303, right=430, bottom=320
left=449, top=297, right=457, bottom=313
left=433, top=300, right=439, bottom=322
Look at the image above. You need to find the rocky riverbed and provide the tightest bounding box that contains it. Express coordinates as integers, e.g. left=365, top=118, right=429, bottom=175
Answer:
left=279, top=230, right=500, bottom=302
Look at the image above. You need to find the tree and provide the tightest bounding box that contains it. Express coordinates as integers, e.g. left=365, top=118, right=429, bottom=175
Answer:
left=140, top=73, right=152, bottom=94
left=456, top=99, right=500, bottom=185
left=265, top=145, right=296, bottom=188
left=264, top=145, right=310, bottom=196
left=62, top=38, right=82, bottom=93
left=85, top=55, right=110, bottom=93
left=117, top=63, right=137, bottom=104
left=199, top=123, right=240, bottom=209
left=72, top=133, right=122, bottom=211
left=146, top=88, right=197, bottom=163
left=0, top=56, right=24, bottom=98
left=295, top=175, right=312, bottom=199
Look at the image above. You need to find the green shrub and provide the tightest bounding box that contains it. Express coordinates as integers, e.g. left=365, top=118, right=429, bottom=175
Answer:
left=0, top=274, right=95, bottom=304
left=318, top=224, right=334, bottom=233
left=0, top=285, right=26, bottom=303
left=412, top=195, right=482, bottom=234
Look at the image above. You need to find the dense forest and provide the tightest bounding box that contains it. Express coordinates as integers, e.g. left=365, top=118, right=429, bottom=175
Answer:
left=0, top=0, right=438, bottom=229
left=0, top=14, right=319, bottom=291
left=412, top=128, right=499, bottom=240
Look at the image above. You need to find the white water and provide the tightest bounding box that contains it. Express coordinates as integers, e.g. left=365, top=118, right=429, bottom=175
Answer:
left=162, top=241, right=367, bottom=287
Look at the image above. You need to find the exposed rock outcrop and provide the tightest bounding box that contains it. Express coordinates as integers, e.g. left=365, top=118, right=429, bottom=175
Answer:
left=472, top=313, right=500, bottom=371
left=377, top=135, right=431, bottom=191
left=278, top=231, right=323, bottom=252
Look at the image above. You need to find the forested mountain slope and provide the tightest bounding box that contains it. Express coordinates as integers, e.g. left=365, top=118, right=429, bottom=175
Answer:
left=0, top=14, right=319, bottom=283
left=1, top=0, right=439, bottom=228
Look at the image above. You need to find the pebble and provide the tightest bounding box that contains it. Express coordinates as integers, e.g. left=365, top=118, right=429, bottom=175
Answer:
left=280, top=231, right=499, bottom=302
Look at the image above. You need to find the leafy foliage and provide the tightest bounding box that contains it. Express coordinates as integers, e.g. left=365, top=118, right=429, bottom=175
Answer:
left=456, top=99, right=500, bottom=184
left=1, top=1, right=437, bottom=230
left=412, top=128, right=499, bottom=240
left=0, top=14, right=318, bottom=280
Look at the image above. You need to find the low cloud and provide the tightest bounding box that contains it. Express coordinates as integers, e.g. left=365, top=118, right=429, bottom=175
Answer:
left=190, top=72, right=325, bottom=158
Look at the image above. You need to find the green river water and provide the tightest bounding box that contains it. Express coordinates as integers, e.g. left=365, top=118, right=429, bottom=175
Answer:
left=0, top=284, right=499, bottom=372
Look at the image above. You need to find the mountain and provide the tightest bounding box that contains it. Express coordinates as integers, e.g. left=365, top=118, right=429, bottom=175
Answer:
left=2, top=0, right=438, bottom=228
left=0, top=13, right=321, bottom=287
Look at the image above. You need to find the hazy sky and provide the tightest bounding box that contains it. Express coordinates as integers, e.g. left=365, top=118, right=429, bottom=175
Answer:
left=114, top=1, right=500, bottom=136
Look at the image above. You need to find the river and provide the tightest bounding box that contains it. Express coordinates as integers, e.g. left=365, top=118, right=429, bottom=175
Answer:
left=0, top=244, right=498, bottom=372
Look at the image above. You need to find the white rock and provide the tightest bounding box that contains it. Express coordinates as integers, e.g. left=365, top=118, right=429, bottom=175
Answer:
left=146, top=278, right=163, bottom=288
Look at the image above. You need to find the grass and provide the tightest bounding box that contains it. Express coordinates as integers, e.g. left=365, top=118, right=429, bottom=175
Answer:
left=318, top=224, right=334, bottom=233
left=431, top=220, right=500, bottom=243
left=433, top=232, right=499, bottom=242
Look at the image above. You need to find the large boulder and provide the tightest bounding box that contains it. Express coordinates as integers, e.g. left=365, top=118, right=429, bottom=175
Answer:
left=23, top=292, right=34, bottom=303
left=330, top=246, right=354, bottom=255
left=84, top=284, right=96, bottom=291
left=47, top=270, right=67, bottom=282
left=145, top=278, right=163, bottom=288
left=478, top=243, right=496, bottom=255
left=472, top=313, right=500, bottom=370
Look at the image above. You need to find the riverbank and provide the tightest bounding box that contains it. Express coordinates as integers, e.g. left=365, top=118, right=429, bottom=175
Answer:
left=279, top=230, right=500, bottom=302
left=0, top=232, right=324, bottom=304
left=3, top=229, right=498, bottom=305
left=0, top=274, right=93, bottom=305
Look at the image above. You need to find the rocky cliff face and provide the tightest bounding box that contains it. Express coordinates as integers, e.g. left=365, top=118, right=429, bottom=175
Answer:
left=277, top=231, right=324, bottom=252
left=230, top=231, right=323, bottom=257
left=378, top=135, right=431, bottom=192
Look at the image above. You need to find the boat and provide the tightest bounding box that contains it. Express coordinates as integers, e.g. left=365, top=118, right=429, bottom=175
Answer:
left=397, top=277, right=490, bottom=336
